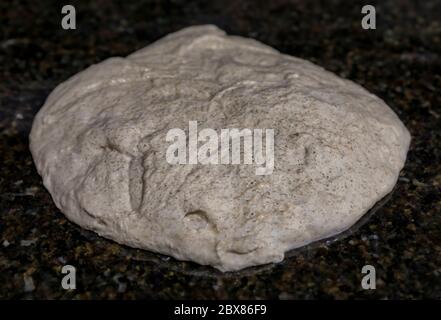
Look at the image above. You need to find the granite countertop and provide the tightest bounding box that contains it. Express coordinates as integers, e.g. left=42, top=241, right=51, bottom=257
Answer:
left=1, top=0, right=440, bottom=299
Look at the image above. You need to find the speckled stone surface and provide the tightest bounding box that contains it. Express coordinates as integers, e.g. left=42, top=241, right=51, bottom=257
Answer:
left=1, top=0, right=440, bottom=299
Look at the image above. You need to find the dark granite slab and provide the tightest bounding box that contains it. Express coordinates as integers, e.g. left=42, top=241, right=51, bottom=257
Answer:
left=0, top=0, right=440, bottom=299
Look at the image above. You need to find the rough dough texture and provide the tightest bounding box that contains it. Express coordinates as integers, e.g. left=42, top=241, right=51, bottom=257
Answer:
left=30, top=25, right=410, bottom=271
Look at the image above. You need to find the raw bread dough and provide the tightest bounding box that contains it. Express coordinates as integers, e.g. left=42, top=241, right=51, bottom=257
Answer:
left=30, top=25, right=410, bottom=271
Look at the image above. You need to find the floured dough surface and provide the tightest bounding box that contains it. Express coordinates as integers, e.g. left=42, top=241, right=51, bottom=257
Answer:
left=30, top=25, right=410, bottom=271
